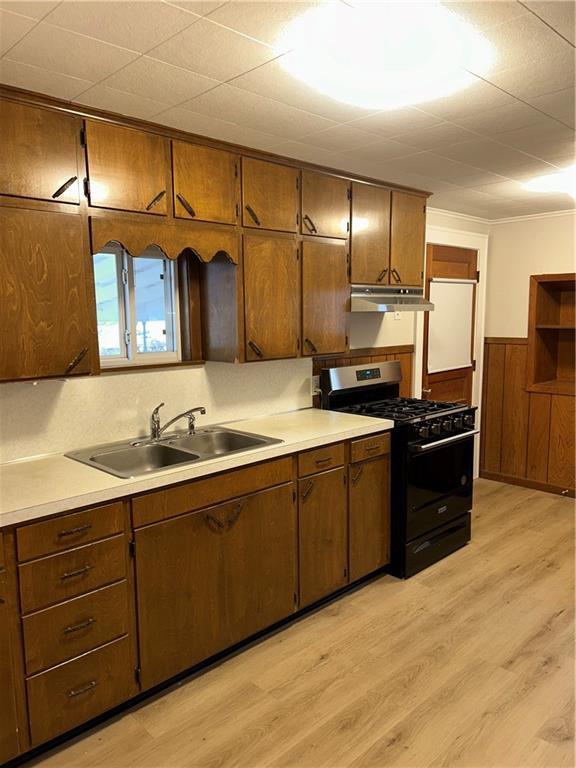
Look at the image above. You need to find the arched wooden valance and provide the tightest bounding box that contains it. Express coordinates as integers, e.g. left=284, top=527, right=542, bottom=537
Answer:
left=89, top=216, right=239, bottom=264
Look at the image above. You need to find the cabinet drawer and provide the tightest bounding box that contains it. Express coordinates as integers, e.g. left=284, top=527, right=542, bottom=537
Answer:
left=17, top=502, right=124, bottom=562
left=22, top=581, right=130, bottom=676
left=350, top=433, right=390, bottom=463
left=27, top=635, right=136, bottom=746
left=19, top=535, right=127, bottom=614
left=132, top=457, right=293, bottom=527
left=298, top=443, right=345, bottom=477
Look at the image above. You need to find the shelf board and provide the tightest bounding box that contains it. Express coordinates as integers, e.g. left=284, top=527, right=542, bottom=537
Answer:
left=527, top=379, right=576, bottom=396
left=535, top=324, right=575, bottom=330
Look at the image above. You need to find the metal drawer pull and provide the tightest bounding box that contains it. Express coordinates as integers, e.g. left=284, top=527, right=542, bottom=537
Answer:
left=67, top=680, right=98, bottom=698
left=64, top=617, right=96, bottom=635
left=248, top=340, right=264, bottom=358
left=176, top=193, right=196, bottom=217
left=145, top=190, right=166, bottom=211
left=351, top=466, right=364, bottom=485
left=60, top=564, right=93, bottom=580
left=376, top=268, right=388, bottom=282
left=305, top=338, right=318, bottom=354
left=364, top=444, right=380, bottom=452
left=65, top=347, right=89, bottom=374
left=52, top=175, right=78, bottom=199
left=303, top=214, right=317, bottom=233
left=58, top=523, right=92, bottom=538
left=301, top=479, right=315, bottom=501
left=315, top=456, right=332, bottom=466
left=245, top=205, right=261, bottom=225
left=205, top=513, right=226, bottom=533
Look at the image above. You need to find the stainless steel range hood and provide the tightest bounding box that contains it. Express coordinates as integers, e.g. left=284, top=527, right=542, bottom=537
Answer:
left=351, top=285, right=434, bottom=313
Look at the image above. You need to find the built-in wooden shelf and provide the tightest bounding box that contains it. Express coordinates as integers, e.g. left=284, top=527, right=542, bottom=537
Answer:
left=527, top=378, right=576, bottom=396
left=535, top=324, right=576, bottom=330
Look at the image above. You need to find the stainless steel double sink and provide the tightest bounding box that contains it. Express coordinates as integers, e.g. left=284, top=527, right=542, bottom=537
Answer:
left=66, top=427, right=282, bottom=479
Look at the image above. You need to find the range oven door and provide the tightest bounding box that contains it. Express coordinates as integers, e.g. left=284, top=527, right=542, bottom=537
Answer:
left=405, top=431, right=476, bottom=541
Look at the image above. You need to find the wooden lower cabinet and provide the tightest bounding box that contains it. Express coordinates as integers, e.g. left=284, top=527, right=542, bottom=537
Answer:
left=299, top=467, right=348, bottom=607
left=134, top=483, right=297, bottom=689
left=548, top=395, right=575, bottom=489
left=349, top=456, right=390, bottom=582
left=0, top=535, right=21, bottom=764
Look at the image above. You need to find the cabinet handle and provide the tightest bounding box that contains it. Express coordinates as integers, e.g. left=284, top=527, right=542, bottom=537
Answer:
left=391, top=268, right=402, bottom=283
left=422, top=388, right=432, bottom=395
left=248, top=340, right=264, bottom=358
left=67, top=680, right=98, bottom=698
left=226, top=500, right=245, bottom=530
left=65, top=347, right=89, bottom=375
left=64, top=617, right=96, bottom=635
left=364, top=444, right=380, bottom=453
left=205, top=513, right=226, bottom=533
left=245, top=205, right=261, bottom=225
left=377, top=268, right=388, bottom=282
left=304, top=338, right=318, bottom=354
left=58, top=523, right=92, bottom=538
left=301, top=479, right=315, bottom=501
left=351, top=466, right=364, bottom=485
left=303, top=214, right=317, bottom=233
left=315, top=456, right=332, bottom=466
left=52, top=176, right=78, bottom=199
left=176, top=193, right=196, bottom=218
left=60, top=564, right=92, bottom=581
left=145, top=190, right=166, bottom=211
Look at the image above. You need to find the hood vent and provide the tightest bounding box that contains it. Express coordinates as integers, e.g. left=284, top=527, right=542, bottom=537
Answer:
left=351, top=285, right=434, bottom=313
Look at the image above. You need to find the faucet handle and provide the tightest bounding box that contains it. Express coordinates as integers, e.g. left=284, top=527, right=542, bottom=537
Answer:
left=152, top=402, right=165, bottom=417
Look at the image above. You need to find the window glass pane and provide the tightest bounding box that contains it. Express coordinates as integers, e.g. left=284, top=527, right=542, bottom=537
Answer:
left=93, top=250, right=122, bottom=357
left=133, top=248, right=176, bottom=355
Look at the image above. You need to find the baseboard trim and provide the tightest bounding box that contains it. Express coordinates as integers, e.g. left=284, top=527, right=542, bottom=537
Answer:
left=479, top=470, right=575, bottom=498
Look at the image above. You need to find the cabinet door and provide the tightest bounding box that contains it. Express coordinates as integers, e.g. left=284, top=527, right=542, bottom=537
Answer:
left=299, top=468, right=348, bottom=607
left=85, top=121, right=169, bottom=215
left=173, top=142, right=238, bottom=224
left=350, top=183, right=391, bottom=284
left=301, top=171, right=349, bottom=238
left=243, top=234, right=300, bottom=360
left=302, top=240, right=348, bottom=356
left=242, top=158, right=299, bottom=232
left=548, top=395, right=575, bottom=489
left=0, top=538, right=20, bottom=763
left=390, top=190, right=426, bottom=287
left=349, top=456, right=390, bottom=582
left=0, top=100, right=80, bottom=205
left=0, top=208, right=96, bottom=381
left=134, top=484, right=297, bottom=690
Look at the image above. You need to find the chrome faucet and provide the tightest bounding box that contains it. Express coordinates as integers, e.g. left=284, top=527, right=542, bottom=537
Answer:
left=149, top=403, right=207, bottom=441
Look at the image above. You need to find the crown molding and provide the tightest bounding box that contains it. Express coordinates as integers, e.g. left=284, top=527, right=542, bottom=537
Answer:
left=489, top=208, right=576, bottom=224
left=427, top=207, right=491, bottom=224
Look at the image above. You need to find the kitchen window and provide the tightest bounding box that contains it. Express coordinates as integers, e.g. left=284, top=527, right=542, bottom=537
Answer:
left=93, top=243, right=180, bottom=367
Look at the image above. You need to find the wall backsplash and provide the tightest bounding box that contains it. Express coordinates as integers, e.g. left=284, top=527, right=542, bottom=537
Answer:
left=0, top=359, right=313, bottom=464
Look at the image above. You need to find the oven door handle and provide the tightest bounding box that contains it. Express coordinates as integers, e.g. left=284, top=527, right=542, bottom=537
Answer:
left=410, top=429, right=479, bottom=452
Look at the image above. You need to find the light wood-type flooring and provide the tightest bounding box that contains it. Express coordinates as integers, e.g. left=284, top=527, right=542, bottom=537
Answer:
left=33, top=479, right=575, bottom=768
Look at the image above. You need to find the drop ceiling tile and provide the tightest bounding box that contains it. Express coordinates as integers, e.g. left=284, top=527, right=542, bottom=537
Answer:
left=179, top=83, right=335, bottom=140
left=491, top=121, right=576, bottom=164
left=342, top=138, right=419, bottom=162
left=102, top=57, right=220, bottom=107
left=470, top=179, right=539, bottom=202
left=380, top=152, right=508, bottom=186
left=42, top=1, right=199, bottom=54
left=0, top=58, right=92, bottom=99
left=524, top=1, right=576, bottom=45
left=206, top=1, right=318, bottom=48
left=265, top=140, right=350, bottom=169
left=76, top=84, right=172, bottom=119
left=435, top=137, right=558, bottom=176
left=0, top=2, right=58, bottom=20
left=486, top=49, right=575, bottom=100
left=154, top=105, right=283, bottom=148
left=164, top=1, right=229, bottom=17
left=299, top=124, right=383, bottom=152
left=444, top=1, right=529, bottom=30
left=148, top=17, right=277, bottom=81
left=526, top=88, right=575, bottom=129
left=348, top=108, right=444, bottom=138
left=5, top=23, right=139, bottom=81
left=390, top=121, right=479, bottom=150
left=0, top=9, right=35, bottom=55
left=418, top=78, right=513, bottom=121
left=450, top=100, right=552, bottom=135
left=229, top=56, right=372, bottom=122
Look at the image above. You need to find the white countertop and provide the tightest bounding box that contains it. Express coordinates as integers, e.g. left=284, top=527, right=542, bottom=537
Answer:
left=0, top=409, right=392, bottom=528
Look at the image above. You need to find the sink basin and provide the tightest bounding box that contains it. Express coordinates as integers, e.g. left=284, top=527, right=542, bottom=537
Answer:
left=66, top=427, right=282, bottom=478
left=89, top=443, right=199, bottom=478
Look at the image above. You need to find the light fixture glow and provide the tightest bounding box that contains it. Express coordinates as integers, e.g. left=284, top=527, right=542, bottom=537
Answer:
left=276, top=1, right=494, bottom=111
left=522, top=166, right=576, bottom=199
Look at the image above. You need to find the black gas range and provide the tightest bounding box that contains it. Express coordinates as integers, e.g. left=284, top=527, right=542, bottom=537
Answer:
left=320, top=361, right=478, bottom=578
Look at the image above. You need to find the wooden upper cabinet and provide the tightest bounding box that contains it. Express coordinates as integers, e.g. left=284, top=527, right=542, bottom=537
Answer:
left=302, top=240, right=348, bottom=356
left=350, top=183, right=391, bottom=285
left=85, top=121, right=169, bottom=215
left=0, top=101, right=80, bottom=204
left=390, top=190, right=426, bottom=287
left=301, top=171, right=350, bottom=238
left=243, top=234, right=300, bottom=361
left=0, top=208, right=96, bottom=381
left=242, top=158, right=299, bottom=232
left=172, top=142, right=238, bottom=224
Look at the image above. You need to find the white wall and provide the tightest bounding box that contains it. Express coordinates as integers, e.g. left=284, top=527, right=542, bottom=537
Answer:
left=485, top=211, right=576, bottom=338
left=0, top=359, right=313, bottom=464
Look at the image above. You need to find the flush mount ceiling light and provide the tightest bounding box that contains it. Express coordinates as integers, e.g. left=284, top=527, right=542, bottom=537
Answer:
left=276, top=1, right=494, bottom=111
left=522, top=165, right=576, bottom=199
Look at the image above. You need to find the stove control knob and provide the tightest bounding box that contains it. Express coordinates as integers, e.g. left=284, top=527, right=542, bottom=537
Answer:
left=442, top=418, right=453, bottom=432
left=453, top=416, right=464, bottom=429
left=430, top=421, right=442, bottom=436
left=464, top=414, right=475, bottom=428
left=417, top=425, right=430, bottom=439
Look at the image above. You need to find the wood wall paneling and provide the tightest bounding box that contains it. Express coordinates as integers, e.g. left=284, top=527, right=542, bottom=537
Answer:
left=500, top=343, right=530, bottom=478
left=480, top=342, right=506, bottom=474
